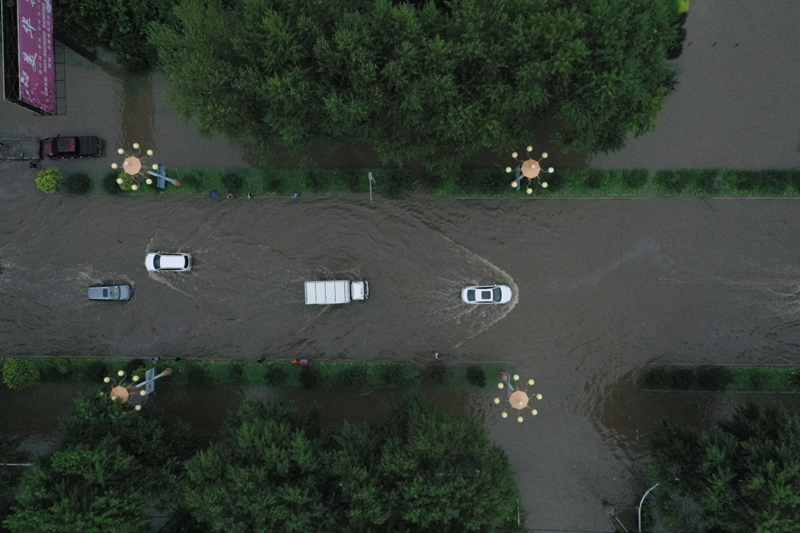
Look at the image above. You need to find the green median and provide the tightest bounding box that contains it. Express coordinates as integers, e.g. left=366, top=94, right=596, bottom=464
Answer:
left=638, top=364, right=800, bottom=393
left=1, top=356, right=503, bottom=391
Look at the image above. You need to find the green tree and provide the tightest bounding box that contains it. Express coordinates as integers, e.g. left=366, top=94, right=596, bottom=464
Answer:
left=330, top=397, right=520, bottom=532
left=150, top=0, right=679, bottom=170
left=181, top=397, right=521, bottom=532
left=181, top=400, right=335, bottom=533
left=4, top=393, right=188, bottom=533
left=54, top=0, right=176, bottom=70
left=34, top=168, right=62, bottom=194
left=2, top=358, right=40, bottom=389
left=648, top=403, right=800, bottom=532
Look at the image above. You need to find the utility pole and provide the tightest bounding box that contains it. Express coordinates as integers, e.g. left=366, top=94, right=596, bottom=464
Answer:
left=368, top=172, right=376, bottom=202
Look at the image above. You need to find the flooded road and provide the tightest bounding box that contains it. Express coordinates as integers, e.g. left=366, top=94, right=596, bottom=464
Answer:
left=2, top=194, right=800, bottom=530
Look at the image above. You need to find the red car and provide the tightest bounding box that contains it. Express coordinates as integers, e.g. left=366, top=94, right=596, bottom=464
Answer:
left=41, top=136, right=103, bottom=159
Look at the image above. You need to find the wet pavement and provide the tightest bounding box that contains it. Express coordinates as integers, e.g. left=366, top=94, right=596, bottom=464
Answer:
left=2, top=1, right=800, bottom=531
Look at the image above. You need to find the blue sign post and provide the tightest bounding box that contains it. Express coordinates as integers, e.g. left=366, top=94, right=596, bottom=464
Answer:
left=147, top=163, right=178, bottom=189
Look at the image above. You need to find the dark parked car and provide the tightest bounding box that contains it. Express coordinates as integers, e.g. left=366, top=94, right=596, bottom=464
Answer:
left=42, top=136, right=103, bottom=158
left=87, top=284, right=132, bottom=301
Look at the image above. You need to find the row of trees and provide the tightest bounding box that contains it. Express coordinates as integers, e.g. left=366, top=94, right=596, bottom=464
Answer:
left=648, top=403, right=800, bottom=532
left=3, top=393, right=522, bottom=533
left=148, top=0, right=682, bottom=169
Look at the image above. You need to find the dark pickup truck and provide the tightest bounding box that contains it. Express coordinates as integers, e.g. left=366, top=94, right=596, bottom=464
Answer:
left=41, top=136, right=103, bottom=159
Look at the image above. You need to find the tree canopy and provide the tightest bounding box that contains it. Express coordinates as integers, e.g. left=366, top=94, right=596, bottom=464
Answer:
left=3, top=392, right=188, bottom=533
left=183, top=397, right=520, bottom=532
left=150, top=0, right=680, bottom=169
left=648, top=403, right=800, bottom=533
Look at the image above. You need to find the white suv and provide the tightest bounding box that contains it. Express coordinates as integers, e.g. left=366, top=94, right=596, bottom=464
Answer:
left=145, top=252, right=192, bottom=272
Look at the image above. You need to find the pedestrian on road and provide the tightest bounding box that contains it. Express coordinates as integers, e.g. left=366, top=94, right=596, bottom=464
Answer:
left=227, top=193, right=234, bottom=199
left=299, top=358, right=309, bottom=367
left=291, top=358, right=299, bottom=364
left=247, top=192, right=254, bottom=199
left=433, top=351, right=440, bottom=360
left=291, top=192, right=300, bottom=199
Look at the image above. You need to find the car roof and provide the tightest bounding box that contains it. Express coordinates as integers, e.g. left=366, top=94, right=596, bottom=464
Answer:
left=158, top=254, right=187, bottom=268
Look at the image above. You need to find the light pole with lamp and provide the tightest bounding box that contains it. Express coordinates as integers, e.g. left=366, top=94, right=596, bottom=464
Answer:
left=493, top=371, right=543, bottom=422
left=638, top=478, right=678, bottom=532
left=505, top=145, right=554, bottom=194
left=103, top=367, right=172, bottom=411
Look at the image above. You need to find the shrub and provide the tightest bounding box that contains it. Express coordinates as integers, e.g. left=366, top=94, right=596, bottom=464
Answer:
left=582, top=172, right=603, bottom=189
left=640, top=367, right=668, bottom=389
left=655, top=170, right=689, bottom=193
left=102, top=171, right=122, bottom=194
left=221, top=173, right=244, bottom=194
left=455, top=168, right=497, bottom=195
left=299, top=366, right=319, bottom=389
left=667, top=367, right=695, bottom=390
left=264, top=365, right=287, bottom=386
left=335, top=364, right=369, bottom=389
left=343, top=169, right=362, bottom=191
left=734, top=171, right=758, bottom=191
left=382, top=168, right=413, bottom=198
left=693, top=170, right=719, bottom=195
left=2, top=358, right=41, bottom=389
left=76, top=359, right=110, bottom=381
left=376, top=363, right=409, bottom=387
left=696, top=366, right=732, bottom=391
left=266, top=173, right=285, bottom=193
left=758, top=170, right=790, bottom=193
left=623, top=170, right=649, bottom=190
left=34, top=168, right=63, bottom=193
left=425, top=364, right=447, bottom=384
left=64, top=173, right=92, bottom=194
left=466, top=366, right=487, bottom=387
left=748, top=370, right=766, bottom=391
left=181, top=174, right=203, bottom=192
left=306, top=170, right=328, bottom=193
left=52, top=357, right=72, bottom=376
left=186, top=364, right=211, bottom=384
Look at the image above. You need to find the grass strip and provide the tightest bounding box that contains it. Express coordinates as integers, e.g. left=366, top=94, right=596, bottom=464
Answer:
left=638, top=364, right=800, bottom=393
left=60, top=167, right=800, bottom=198
left=4, top=357, right=505, bottom=391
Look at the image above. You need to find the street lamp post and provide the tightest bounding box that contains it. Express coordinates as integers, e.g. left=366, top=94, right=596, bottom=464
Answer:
left=102, top=367, right=172, bottom=411
left=493, top=371, right=543, bottom=422
left=505, top=145, right=554, bottom=194
left=638, top=479, right=678, bottom=532
left=110, top=143, right=159, bottom=191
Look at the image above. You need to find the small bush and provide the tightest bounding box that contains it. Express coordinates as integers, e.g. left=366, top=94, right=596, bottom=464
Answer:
left=376, top=363, right=409, bottom=387
left=222, top=173, right=244, bottom=195
left=668, top=367, right=695, bottom=390
left=656, top=170, right=689, bottom=193
left=181, top=174, right=203, bottom=192
left=75, top=359, right=109, bottom=381
left=734, top=171, right=758, bottom=191
left=455, top=168, right=497, bottom=195
left=64, top=173, right=92, bottom=194
left=299, top=366, right=319, bottom=389
left=186, top=364, right=211, bottom=385
left=582, top=172, right=603, bottom=189
left=307, top=170, right=328, bottom=193
left=748, top=370, right=766, bottom=391
left=696, top=366, right=732, bottom=391
left=116, top=172, right=137, bottom=191
left=102, top=171, right=122, bottom=194
left=382, top=168, right=413, bottom=198
left=640, top=367, right=668, bottom=389
left=34, top=168, right=63, bottom=193
left=466, top=366, right=487, bottom=387
left=264, top=365, right=287, bottom=386
left=425, top=364, right=447, bottom=384
left=266, top=172, right=285, bottom=193
left=2, top=358, right=41, bottom=389
left=343, top=169, right=362, bottom=191
left=759, top=170, right=790, bottom=194
left=623, top=170, right=649, bottom=190
left=694, top=170, right=719, bottom=195
left=335, top=364, right=369, bottom=388
left=52, top=357, right=72, bottom=376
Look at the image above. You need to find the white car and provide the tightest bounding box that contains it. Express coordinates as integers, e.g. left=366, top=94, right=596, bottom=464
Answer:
left=461, top=285, right=512, bottom=304
left=145, top=252, right=192, bottom=272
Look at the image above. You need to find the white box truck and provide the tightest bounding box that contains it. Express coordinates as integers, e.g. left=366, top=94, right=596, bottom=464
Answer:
left=304, top=280, right=369, bottom=305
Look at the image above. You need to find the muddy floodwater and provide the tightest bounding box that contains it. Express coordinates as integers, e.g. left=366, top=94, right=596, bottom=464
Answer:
left=2, top=195, right=800, bottom=531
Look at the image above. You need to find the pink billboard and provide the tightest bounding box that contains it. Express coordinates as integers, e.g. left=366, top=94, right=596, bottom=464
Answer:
left=17, top=0, right=55, bottom=114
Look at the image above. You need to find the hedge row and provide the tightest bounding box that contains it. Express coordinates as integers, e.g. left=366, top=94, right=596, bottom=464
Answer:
left=61, top=168, right=800, bottom=198
left=638, top=365, right=800, bottom=393
left=1, top=357, right=503, bottom=391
